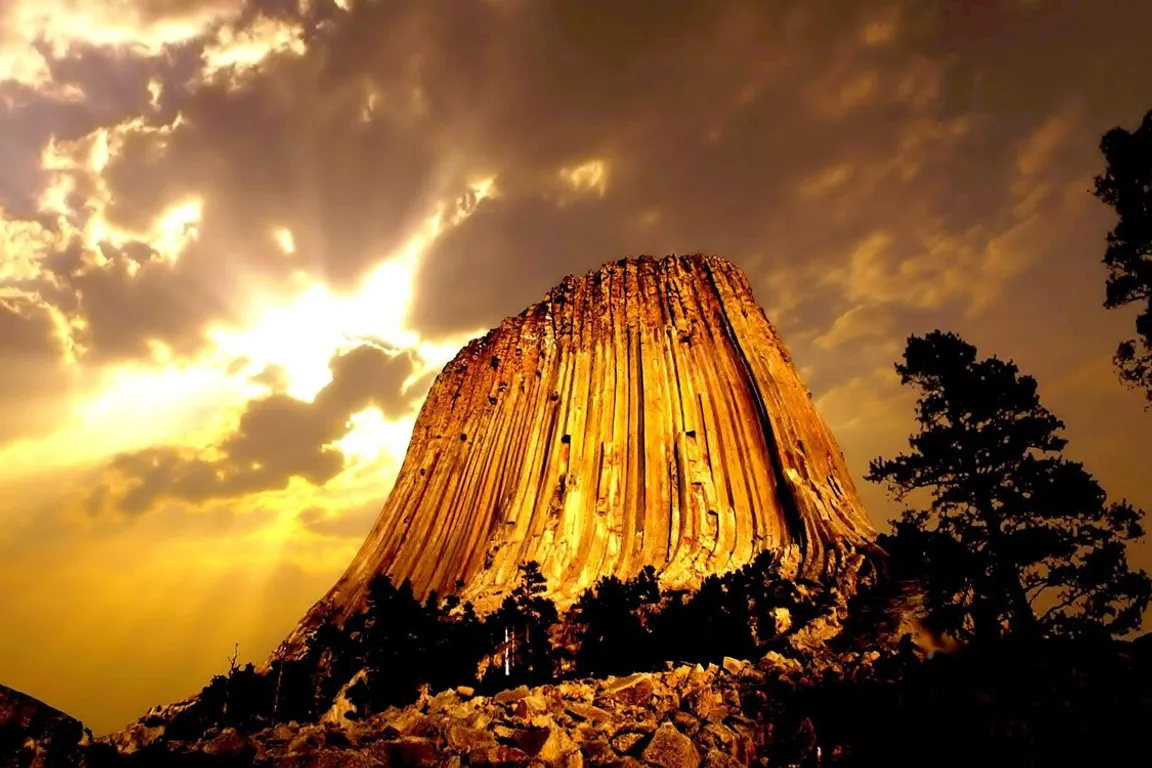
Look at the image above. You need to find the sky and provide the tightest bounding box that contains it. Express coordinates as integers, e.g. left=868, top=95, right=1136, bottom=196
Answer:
left=0, top=0, right=1149, bottom=735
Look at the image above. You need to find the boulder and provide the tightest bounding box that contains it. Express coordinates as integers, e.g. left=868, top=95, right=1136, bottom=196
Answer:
left=202, top=727, right=252, bottom=757
left=447, top=723, right=495, bottom=753
left=469, top=743, right=535, bottom=765
left=609, top=729, right=648, bottom=755
left=702, top=747, right=743, bottom=768
left=565, top=702, right=613, bottom=725
left=641, top=723, right=700, bottom=768
left=721, top=658, right=746, bottom=677
left=493, top=686, right=532, bottom=704
left=379, top=736, right=442, bottom=767
left=598, top=674, right=655, bottom=708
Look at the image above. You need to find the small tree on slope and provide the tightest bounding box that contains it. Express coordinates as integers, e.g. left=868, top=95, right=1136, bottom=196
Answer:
left=866, top=330, right=1151, bottom=642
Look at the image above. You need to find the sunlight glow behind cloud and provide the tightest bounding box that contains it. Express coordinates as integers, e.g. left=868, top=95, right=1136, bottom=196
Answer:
left=2, top=363, right=248, bottom=477
left=0, top=169, right=495, bottom=490
left=329, top=407, right=410, bottom=467
left=92, top=197, right=203, bottom=265
left=0, top=0, right=242, bottom=88
left=202, top=15, right=308, bottom=79
left=208, top=176, right=498, bottom=405
left=559, top=159, right=608, bottom=198
left=273, top=227, right=296, bottom=255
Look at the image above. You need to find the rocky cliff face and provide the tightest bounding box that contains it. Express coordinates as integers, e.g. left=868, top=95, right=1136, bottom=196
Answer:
left=282, top=254, right=877, bottom=654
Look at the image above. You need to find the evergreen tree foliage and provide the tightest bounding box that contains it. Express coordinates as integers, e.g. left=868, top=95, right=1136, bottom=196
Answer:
left=349, top=575, right=441, bottom=714
left=570, top=566, right=660, bottom=676
left=480, top=562, right=560, bottom=691
left=1094, top=107, right=1152, bottom=402
left=867, top=330, right=1152, bottom=642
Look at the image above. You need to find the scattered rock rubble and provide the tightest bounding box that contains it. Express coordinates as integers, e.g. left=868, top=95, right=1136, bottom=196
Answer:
left=102, top=648, right=884, bottom=766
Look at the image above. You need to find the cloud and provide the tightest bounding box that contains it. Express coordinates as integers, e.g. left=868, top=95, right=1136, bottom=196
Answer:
left=814, top=304, right=896, bottom=351
left=84, top=343, right=421, bottom=516
left=813, top=362, right=921, bottom=527
left=0, top=0, right=1115, bottom=408
left=296, top=501, right=379, bottom=540
left=0, top=0, right=1141, bottom=472
left=0, top=0, right=243, bottom=90
left=0, top=295, right=81, bottom=445
left=2, top=0, right=978, bottom=364
left=395, top=2, right=968, bottom=339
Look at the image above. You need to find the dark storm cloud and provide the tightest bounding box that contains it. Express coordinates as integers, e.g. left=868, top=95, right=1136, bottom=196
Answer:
left=2, top=0, right=1150, bottom=466
left=87, top=343, right=420, bottom=515
left=400, top=6, right=979, bottom=336
left=78, top=0, right=1083, bottom=349
left=74, top=0, right=876, bottom=356
left=0, top=28, right=206, bottom=211
left=7, top=0, right=1138, bottom=368
left=393, top=0, right=1149, bottom=341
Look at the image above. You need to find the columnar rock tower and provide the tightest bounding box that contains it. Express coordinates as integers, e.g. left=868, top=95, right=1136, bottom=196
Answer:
left=280, top=254, right=877, bottom=654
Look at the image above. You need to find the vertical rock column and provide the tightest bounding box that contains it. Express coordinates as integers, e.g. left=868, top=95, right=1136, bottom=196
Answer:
left=276, top=254, right=877, bottom=657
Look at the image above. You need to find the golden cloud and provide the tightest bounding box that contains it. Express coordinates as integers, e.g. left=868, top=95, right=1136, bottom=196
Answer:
left=202, top=15, right=307, bottom=81
left=559, top=158, right=609, bottom=199
left=814, top=304, right=897, bottom=352
left=0, top=0, right=241, bottom=89
left=82, top=344, right=425, bottom=518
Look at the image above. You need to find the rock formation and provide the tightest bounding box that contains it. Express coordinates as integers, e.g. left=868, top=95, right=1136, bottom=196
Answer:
left=0, top=683, right=88, bottom=765
left=280, top=254, right=877, bottom=656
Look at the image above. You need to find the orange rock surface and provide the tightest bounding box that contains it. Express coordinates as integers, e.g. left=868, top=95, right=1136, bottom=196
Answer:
left=279, top=254, right=877, bottom=653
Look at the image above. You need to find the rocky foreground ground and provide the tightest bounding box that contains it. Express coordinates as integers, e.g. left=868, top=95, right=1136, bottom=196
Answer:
left=10, top=633, right=1152, bottom=767
left=23, top=649, right=864, bottom=767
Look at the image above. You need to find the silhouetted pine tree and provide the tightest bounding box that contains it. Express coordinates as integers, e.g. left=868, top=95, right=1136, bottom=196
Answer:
left=349, top=575, right=434, bottom=713
left=1094, top=107, right=1152, bottom=402
left=481, top=562, right=559, bottom=690
left=867, top=330, right=1152, bottom=642
left=571, top=572, right=653, bottom=676
left=431, top=594, right=487, bottom=690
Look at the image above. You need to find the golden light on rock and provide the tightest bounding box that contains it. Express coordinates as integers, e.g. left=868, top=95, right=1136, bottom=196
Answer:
left=275, top=254, right=879, bottom=658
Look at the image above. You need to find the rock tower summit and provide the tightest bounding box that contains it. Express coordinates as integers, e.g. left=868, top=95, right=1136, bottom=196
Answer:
left=280, top=254, right=877, bottom=655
